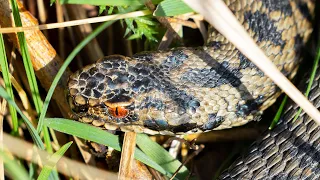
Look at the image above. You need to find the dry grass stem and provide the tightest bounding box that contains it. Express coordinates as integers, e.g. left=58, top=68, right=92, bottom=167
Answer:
left=0, top=99, right=6, bottom=180
left=193, top=18, right=207, bottom=41
left=36, top=0, right=47, bottom=24
left=73, top=136, right=96, bottom=165
left=118, top=132, right=137, bottom=180
left=0, top=10, right=152, bottom=33
left=56, top=0, right=66, bottom=59
left=167, top=17, right=197, bottom=29
left=65, top=4, right=104, bottom=64
left=62, top=5, right=84, bottom=68
left=2, top=133, right=118, bottom=179
left=170, top=144, right=205, bottom=180
left=158, top=14, right=191, bottom=50
left=9, top=74, right=34, bottom=119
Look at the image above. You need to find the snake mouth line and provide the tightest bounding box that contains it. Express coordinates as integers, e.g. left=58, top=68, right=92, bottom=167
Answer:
left=78, top=115, right=243, bottom=136
left=78, top=117, right=170, bottom=135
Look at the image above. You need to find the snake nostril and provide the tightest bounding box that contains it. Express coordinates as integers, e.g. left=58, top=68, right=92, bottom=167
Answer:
left=71, top=105, right=89, bottom=114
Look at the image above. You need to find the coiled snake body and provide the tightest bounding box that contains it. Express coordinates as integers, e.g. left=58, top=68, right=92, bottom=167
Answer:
left=67, top=0, right=314, bottom=135
left=67, top=0, right=319, bottom=178
left=221, top=67, right=320, bottom=179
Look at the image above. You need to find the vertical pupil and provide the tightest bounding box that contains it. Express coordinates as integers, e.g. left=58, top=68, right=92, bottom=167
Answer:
left=115, top=107, right=119, bottom=116
left=107, top=106, right=128, bottom=118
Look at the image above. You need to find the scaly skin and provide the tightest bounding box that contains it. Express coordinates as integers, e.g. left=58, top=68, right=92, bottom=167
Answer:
left=67, top=0, right=314, bottom=135
left=220, top=61, right=320, bottom=179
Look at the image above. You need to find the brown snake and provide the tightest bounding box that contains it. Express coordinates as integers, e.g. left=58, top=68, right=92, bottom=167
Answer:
left=67, top=0, right=315, bottom=135
left=66, top=0, right=320, bottom=179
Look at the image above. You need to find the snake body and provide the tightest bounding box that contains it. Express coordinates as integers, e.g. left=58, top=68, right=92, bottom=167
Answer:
left=66, top=0, right=319, bottom=178
left=220, top=64, right=320, bottom=179
left=67, top=0, right=315, bottom=135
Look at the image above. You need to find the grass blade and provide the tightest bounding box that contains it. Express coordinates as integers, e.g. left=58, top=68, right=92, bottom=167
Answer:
left=0, top=150, right=29, bottom=180
left=154, top=0, right=194, bottom=16
left=269, top=95, right=288, bottom=129
left=0, top=87, right=44, bottom=149
left=38, top=142, right=73, bottom=180
left=0, top=30, right=18, bottom=135
left=44, top=118, right=173, bottom=177
left=37, top=21, right=114, bottom=134
left=10, top=0, right=43, bottom=115
left=137, top=134, right=189, bottom=179
left=293, top=45, right=320, bottom=121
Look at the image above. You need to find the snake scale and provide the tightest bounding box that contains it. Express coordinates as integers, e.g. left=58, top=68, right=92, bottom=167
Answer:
left=220, top=66, right=320, bottom=178
left=67, top=0, right=318, bottom=178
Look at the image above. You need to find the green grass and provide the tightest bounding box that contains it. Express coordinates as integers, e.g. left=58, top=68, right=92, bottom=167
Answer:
left=9, top=1, right=58, bottom=178
left=269, top=95, right=288, bottom=129
left=0, top=2, right=190, bottom=178
left=0, top=86, right=44, bottom=148
left=293, top=44, right=320, bottom=121
left=37, top=142, right=73, bottom=180
left=270, top=43, right=320, bottom=129
left=44, top=118, right=188, bottom=179
left=10, top=0, right=43, bottom=116
left=137, top=134, right=189, bottom=178
left=1, top=0, right=319, bottom=179
left=0, top=30, right=18, bottom=135
left=37, top=20, right=115, bottom=134
left=154, top=0, right=194, bottom=16
left=0, top=150, right=29, bottom=180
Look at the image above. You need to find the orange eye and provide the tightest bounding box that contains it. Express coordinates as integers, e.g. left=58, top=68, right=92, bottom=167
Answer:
left=108, top=106, right=129, bottom=118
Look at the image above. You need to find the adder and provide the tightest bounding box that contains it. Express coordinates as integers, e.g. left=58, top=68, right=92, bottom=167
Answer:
left=67, top=0, right=319, bottom=179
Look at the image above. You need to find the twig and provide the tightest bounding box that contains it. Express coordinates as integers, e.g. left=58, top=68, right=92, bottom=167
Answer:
left=73, top=136, right=96, bottom=165
left=170, top=144, right=205, bottom=180
left=147, top=166, right=166, bottom=180
left=167, top=17, right=198, bottom=29
left=163, top=137, right=198, bottom=150
left=145, top=0, right=183, bottom=43
left=118, top=132, right=137, bottom=180
left=193, top=18, right=207, bottom=42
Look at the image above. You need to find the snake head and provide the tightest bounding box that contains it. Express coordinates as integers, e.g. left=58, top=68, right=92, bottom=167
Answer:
left=67, top=53, right=215, bottom=135
left=67, top=55, right=139, bottom=128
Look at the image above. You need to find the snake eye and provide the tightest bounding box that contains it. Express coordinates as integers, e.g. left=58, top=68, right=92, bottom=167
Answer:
left=108, top=106, right=129, bottom=118
left=104, top=96, right=133, bottom=118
